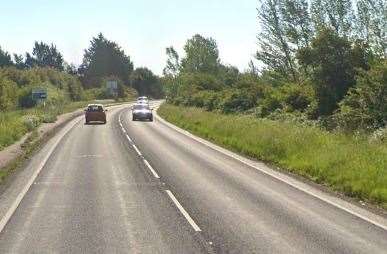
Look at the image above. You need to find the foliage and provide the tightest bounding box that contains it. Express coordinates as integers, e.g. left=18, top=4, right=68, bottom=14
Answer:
left=356, top=0, right=386, bottom=57
left=0, top=77, right=17, bottom=111
left=79, top=33, right=133, bottom=88
left=256, top=0, right=298, bottom=81
left=163, top=47, right=180, bottom=77
left=311, top=0, right=355, bottom=36
left=130, top=67, right=163, bottom=98
left=0, top=47, right=13, bottom=68
left=297, top=28, right=368, bottom=116
left=28, top=41, right=64, bottom=70
left=334, top=61, right=387, bottom=131
left=180, top=34, right=220, bottom=74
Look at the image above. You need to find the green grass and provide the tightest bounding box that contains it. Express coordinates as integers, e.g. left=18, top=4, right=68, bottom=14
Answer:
left=0, top=100, right=106, bottom=151
left=158, top=104, right=387, bottom=209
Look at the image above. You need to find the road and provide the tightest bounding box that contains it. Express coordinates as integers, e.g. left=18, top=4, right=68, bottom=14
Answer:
left=0, top=103, right=386, bottom=253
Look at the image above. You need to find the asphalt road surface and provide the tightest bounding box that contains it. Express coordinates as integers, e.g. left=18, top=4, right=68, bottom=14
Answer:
left=0, top=103, right=386, bottom=253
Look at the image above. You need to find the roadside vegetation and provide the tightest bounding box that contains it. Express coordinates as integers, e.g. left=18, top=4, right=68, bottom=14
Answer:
left=0, top=34, right=162, bottom=151
left=160, top=0, right=386, bottom=208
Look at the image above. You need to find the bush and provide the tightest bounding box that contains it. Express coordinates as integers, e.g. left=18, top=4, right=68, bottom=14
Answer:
left=334, top=61, right=387, bottom=131
left=0, top=77, right=17, bottom=111
left=258, top=83, right=316, bottom=117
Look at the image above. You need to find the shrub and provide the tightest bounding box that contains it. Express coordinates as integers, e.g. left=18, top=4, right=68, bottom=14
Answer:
left=0, top=77, right=17, bottom=111
left=334, top=61, right=387, bottom=131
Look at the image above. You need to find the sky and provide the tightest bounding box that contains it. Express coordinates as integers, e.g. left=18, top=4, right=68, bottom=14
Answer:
left=0, top=0, right=258, bottom=75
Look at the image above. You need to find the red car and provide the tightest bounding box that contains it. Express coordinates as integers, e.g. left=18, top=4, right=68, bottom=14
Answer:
left=85, top=104, right=107, bottom=124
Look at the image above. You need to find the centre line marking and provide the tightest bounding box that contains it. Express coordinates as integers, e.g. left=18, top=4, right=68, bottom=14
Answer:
left=165, top=190, right=201, bottom=232
left=143, top=159, right=160, bottom=178
left=126, top=135, right=132, bottom=142
left=132, top=144, right=142, bottom=156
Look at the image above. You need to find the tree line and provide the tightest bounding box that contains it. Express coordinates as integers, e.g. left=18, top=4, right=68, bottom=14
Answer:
left=163, top=0, right=386, bottom=132
left=0, top=33, right=163, bottom=111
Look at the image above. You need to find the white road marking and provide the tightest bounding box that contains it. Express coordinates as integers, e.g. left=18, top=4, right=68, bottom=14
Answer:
left=119, top=107, right=160, bottom=179
left=165, top=190, right=201, bottom=232
left=0, top=118, right=81, bottom=234
left=143, top=159, right=160, bottom=179
left=155, top=108, right=387, bottom=232
left=132, top=144, right=142, bottom=156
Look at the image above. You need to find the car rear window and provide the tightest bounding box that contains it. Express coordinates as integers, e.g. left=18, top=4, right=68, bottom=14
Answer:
left=88, top=105, right=103, bottom=112
left=133, top=105, right=149, bottom=110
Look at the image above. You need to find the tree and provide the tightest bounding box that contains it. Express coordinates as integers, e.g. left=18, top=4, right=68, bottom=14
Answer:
left=311, top=0, right=355, bottom=37
left=218, top=65, right=240, bottom=87
left=64, top=62, right=78, bottom=75
left=30, top=41, right=64, bottom=70
left=13, top=54, right=26, bottom=69
left=180, top=34, right=220, bottom=74
left=79, top=33, right=133, bottom=88
left=297, top=28, right=367, bottom=116
left=130, top=67, right=163, bottom=98
left=256, top=0, right=297, bottom=81
left=0, top=47, right=13, bottom=68
left=280, top=0, right=312, bottom=49
left=356, top=0, right=386, bottom=57
left=163, top=46, right=180, bottom=77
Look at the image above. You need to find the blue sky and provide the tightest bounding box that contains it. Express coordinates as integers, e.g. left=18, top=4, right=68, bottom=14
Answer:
left=0, top=0, right=258, bottom=74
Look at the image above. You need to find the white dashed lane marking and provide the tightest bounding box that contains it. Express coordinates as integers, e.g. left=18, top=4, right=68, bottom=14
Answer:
left=165, top=190, right=202, bottom=232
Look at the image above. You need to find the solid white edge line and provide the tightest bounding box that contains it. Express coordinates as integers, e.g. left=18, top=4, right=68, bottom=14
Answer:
left=132, top=144, right=142, bottom=156
left=126, top=135, right=132, bottom=142
left=0, top=118, right=81, bottom=234
left=143, top=159, right=160, bottom=179
left=165, top=190, right=201, bottom=232
left=155, top=108, right=387, bottom=232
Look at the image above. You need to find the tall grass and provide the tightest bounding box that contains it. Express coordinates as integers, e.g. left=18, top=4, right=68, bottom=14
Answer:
left=0, top=100, right=93, bottom=151
left=158, top=104, right=387, bottom=209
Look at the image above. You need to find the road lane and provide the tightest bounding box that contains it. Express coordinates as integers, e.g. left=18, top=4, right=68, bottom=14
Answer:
left=120, top=106, right=387, bottom=254
left=0, top=105, right=209, bottom=254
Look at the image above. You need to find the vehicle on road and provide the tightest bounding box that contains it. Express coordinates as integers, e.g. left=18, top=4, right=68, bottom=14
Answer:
left=137, top=96, right=149, bottom=105
left=85, top=104, right=107, bottom=124
left=132, top=104, right=153, bottom=121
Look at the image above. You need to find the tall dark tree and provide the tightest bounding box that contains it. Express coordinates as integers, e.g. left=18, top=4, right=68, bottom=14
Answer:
left=13, top=54, right=25, bottom=69
left=0, top=47, right=13, bottom=67
left=130, top=67, right=163, bottom=98
left=79, top=33, right=133, bottom=88
left=297, top=28, right=367, bottom=115
left=30, top=41, right=64, bottom=70
left=180, top=34, right=220, bottom=74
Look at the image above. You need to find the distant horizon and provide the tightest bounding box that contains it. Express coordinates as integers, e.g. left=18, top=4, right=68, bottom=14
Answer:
left=0, top=0, right=258, bottom=75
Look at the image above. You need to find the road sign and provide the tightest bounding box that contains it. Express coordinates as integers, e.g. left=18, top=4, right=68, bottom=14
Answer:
left=32, top=88, right=47, bottom=100
left=106, top=80, right=118, bottom=97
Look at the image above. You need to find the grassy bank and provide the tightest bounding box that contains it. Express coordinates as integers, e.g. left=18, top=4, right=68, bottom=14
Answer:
left=158, top=104, right=387, bottom=209
left=0, top=100, right=110, bottom=151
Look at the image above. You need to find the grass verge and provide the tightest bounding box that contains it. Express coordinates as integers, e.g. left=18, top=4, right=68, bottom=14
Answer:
left=0, top=100, right=117, bottom=151
left=158, top=104, right=387, bottom=209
